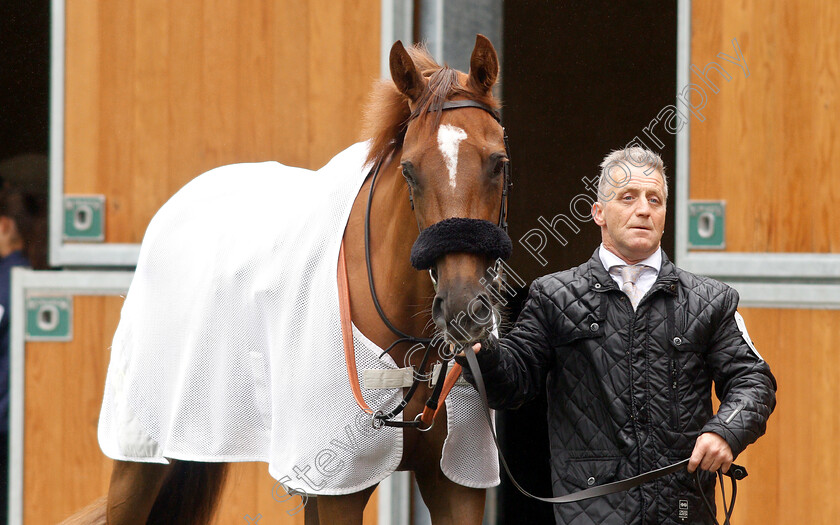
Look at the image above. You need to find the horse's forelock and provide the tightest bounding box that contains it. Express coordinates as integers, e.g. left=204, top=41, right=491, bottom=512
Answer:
left=412, top=68, right=459, bottom=129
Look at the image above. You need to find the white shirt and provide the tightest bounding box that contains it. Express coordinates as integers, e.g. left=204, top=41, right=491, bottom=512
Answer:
left=598, top=244, right=662, bottom=300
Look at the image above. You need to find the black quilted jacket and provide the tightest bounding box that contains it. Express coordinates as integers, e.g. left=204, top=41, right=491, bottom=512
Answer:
left=457, top=250, right=776, bottom=524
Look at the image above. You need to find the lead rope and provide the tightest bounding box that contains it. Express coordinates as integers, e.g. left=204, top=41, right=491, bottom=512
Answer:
left=461, top=346, right=747, bottom=514
left=696, top=468, right=745, bottom=525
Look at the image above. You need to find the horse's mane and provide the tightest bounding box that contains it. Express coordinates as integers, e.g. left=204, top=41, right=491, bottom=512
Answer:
left=363, top=43, right=501, bottom=169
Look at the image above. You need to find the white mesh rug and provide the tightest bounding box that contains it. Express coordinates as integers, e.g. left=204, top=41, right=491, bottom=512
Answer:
left=98, top=141, right=499, bottom=494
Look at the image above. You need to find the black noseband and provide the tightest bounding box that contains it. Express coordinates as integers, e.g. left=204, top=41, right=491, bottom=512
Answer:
left=410, top=217, right=513, bottom=270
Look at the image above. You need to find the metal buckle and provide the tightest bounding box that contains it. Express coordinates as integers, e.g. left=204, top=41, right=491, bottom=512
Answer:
left=371, top=410, right=385, bottom=429
left=429, top=268, right=439, bottom=292
left=492, top=258, right=503, bottom=282
left=414, top=413, right=434, bottom=432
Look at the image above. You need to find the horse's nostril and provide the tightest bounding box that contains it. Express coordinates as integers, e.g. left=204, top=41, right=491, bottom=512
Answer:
left=432, top=295, right=446, bottom=327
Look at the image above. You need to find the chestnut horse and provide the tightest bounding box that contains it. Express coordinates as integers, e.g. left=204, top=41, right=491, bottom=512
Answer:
left=63, top=35, right=508, bottom=525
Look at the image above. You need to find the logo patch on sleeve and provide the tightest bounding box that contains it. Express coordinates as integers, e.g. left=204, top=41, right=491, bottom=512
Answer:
left=734, top=311, right=763, bottom=361
left=678, top=499, right=689, bottom=520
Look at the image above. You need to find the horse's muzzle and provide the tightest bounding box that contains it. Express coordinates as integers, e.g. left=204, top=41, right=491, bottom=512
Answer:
left=409, top=217, right=512, bottom=270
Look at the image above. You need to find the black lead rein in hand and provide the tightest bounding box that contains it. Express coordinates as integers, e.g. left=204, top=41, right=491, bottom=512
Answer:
left=462, top=346, right=747, bottom=523
left=362, top=99, right=510, bottom=429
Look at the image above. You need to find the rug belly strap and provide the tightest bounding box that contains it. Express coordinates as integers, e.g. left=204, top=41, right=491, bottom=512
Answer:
left=362, top=368, right=415, bottom=389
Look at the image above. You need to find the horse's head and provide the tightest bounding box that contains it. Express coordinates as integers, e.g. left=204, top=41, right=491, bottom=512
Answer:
left=389, top=35, right=510, bottom=345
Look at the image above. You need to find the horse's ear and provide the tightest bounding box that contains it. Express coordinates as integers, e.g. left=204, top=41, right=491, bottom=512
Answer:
left=467, top=34, right=499, bottom=94
left=390, top=40, right=425, bottom=102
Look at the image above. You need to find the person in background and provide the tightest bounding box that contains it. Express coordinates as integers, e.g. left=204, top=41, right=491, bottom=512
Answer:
left=0, top=182, right=47, bottom=525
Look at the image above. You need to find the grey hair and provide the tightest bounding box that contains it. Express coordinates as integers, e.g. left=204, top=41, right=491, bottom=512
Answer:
left=597, top=147, right=667, bottom=202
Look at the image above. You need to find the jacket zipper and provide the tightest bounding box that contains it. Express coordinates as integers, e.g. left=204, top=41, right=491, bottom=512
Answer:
left=626, top=299, right=649, bottom=523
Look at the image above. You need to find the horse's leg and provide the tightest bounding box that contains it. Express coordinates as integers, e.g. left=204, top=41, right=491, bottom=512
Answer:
left=304, top=498, right=321, bottom=525
left=314, top=484, right=377, bottom=525
left=106, top=460, right=173, bottom=525
left=414, top=467, right=486, bottom=525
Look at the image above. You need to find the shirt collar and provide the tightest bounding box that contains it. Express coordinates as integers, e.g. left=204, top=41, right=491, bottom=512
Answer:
left=598, top=243, right=662, bottom=274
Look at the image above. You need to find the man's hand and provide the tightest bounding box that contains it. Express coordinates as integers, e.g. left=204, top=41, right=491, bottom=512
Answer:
left=688, top=432, right=733, bottom=474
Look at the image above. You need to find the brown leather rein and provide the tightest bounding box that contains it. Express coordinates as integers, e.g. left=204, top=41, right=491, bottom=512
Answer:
left=338, top=241, right=461, bottom=431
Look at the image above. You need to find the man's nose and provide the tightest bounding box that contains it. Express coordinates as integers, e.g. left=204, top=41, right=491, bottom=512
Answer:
left=635, top=199, right=651, bottom=216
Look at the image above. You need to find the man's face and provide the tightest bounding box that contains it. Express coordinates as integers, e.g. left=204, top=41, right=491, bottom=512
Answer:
left=592, top=165, right=667, bottom=263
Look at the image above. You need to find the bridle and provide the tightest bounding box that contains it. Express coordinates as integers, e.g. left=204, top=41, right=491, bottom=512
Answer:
left=365, top=100, right=509, bottom=351
left=339, top=98, right=512, bottom=432
left=403, top=99, right=512, bottom=232
left=360, top=99, right=511, bottom=428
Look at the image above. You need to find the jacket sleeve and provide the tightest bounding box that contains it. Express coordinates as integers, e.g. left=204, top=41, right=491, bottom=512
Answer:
left=455, top=279, right=555, bottom=410
left=700, top=287, right=777, bottom=458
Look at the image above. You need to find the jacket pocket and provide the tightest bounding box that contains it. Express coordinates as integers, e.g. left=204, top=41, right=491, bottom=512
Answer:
left=557, top=457, right=621, bottom=491
left=556, top=314, right=605, bottom=345
left=668, top=334, right=704, bottom=354
left=660, top=467, right=717, bottom=525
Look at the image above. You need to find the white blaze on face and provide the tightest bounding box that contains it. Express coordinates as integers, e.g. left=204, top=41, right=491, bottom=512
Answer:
left=437, top=124, right=468, bottom=190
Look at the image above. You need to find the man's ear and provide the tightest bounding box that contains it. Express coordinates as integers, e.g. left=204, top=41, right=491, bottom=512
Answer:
left=592, top=202, right=605, bottom=226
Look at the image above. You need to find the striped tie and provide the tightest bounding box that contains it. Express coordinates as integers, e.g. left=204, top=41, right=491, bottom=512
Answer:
left=617, top=265, right=645, bottom=309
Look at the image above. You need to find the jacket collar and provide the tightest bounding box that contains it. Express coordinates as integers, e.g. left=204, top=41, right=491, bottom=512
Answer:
left=586, top=248, right=678, bottom=296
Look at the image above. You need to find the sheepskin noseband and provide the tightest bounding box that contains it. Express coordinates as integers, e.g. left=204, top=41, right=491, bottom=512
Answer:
left=409, top=217, right=512, bottom=270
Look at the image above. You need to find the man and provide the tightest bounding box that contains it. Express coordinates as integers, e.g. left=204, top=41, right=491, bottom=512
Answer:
left=456, top=147, right=776, bottom=524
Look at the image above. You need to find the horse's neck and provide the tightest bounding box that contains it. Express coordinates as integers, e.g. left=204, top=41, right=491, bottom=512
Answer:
left=342, top=157, right=435, bottom=355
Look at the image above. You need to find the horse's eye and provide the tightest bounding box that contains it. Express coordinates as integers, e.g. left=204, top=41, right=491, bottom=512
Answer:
left=492, top=157, right=508, bottom=178
left=401, top=162, right=416, bottom=185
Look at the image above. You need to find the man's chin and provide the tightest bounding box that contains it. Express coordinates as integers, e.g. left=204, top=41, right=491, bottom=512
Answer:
left=628, top=227, right=655, bottom=237
left=620, top=241, right=659, bottom=260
